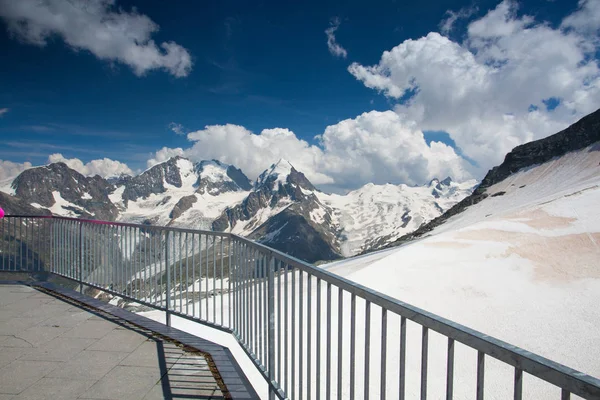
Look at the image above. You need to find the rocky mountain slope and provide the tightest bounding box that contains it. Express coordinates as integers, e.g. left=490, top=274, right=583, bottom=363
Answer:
left=365, top=107, right=600, bottom=253
left=0, top=157, right=475, bottom=263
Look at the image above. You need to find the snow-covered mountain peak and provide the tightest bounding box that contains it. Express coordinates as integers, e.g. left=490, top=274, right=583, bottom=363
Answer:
left=195, top=160, right=231, bottom=183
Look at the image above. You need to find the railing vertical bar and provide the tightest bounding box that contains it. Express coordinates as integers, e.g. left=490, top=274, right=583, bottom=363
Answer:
left=447, top=338, right=455, bottom=400
left=247, top=246, right=252, bottom=355
left=247, top=245, right=251, bottom=353
left=178, top=232, right=182, bottom=313
left=264, top=251, right=269, bottom=369
left=317, top=278, right=322, bottom=399
left=268, top=254, right=276, bottom=400
left=364, top=300, right=371, bottom=400
left=221, top=236, right=224, bottom=326
left=165, top=230, right=171, bottom=326
left=381, top=308, right=387, bottom=400
left=350, top=293, right=356, bottom=400
left=337, top=287, right=343, bottom=400
left=421, top=326, right=429, bottom=400
left=400, top=316, right=407, bottom=400
left=192, top=234, right=196, bottom=318
left=213, top=235, right=217, bottom=324
left=477, top=351, right=485, bottom=400
left=79, top=223, right=84, bottom=293
left=308, top=274, right=312, bottom=400
left=277, top=260, right=282, bottom=389
left=514, top=368, right=522, bottom=400
left=205, top=234, right=209, bottom=321
left=228, top=236, right=232, bottom=328
left=200, top=234, right=203, bottom=319
left=185, top=232, right=189, bottom=315
left=292, top=267, right=298, bottom=400
left=19, top=217, right=22, bottom=270
left=299, top=270, right=303, bottom=400
left=284, top=262, right=289, bottom=395
left=326, top=282, right=332, bottom=400
left=561, top=390, right=570, bottom=400
left=252, top=248, right=258, bottom=357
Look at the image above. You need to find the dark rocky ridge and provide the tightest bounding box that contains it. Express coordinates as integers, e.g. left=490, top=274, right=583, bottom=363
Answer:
left=365, top=107, right=600, bottom=253
left=0, top=192, right=51, bottom=216
left=214, top=161, right=341, bottom=262
left=11, top=163, right=117, bottom=220
left=169, top=194, right=197, bottom=219
left=122, top=157, right=184, bottom=204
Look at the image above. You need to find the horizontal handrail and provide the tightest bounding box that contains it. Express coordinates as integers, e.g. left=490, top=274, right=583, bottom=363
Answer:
left=1, top=215, right=599, bottom=399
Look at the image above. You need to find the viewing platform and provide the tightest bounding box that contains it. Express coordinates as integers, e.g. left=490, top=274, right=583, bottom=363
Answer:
left=0, top=278, right=257, bottom=399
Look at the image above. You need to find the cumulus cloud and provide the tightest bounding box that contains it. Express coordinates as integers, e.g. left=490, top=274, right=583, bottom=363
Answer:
left=48, top=153, right=133, bottom=178
left=0, top=108, right=9, bottom=117
left=439, top=5, right=478, bottom=35
left=168, top=122, right=186, bottom=135
left=0, top=160, right=32, bottom=180
left=0, top=0, right=192, bottom=77
left=348, top=0, right=600, bottom=175
left=325, top=17, right=348, bottom=58
left=147, top=111, right=471, bottom=192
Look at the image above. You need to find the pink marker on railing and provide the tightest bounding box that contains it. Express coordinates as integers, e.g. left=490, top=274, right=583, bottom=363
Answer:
left=0, top=207, right=4, bottom=219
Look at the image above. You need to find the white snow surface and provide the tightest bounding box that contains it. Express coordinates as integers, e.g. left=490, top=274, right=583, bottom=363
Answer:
left=49, top=191, right=85, bottom=217
left=0, top=177, right=16, bottom=195
left=198, top=160, right=232, bottom=183
left=320, top=145, right=600, bottom=398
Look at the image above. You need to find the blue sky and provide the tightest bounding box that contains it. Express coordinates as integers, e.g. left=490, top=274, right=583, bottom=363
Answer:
left=0, top=0, right=598, bottom=191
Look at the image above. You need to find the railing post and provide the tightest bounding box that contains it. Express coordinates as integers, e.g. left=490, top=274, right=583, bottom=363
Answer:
left=165, top=230, right=171, bottom=327
left=79, top=223, right=84, bottom=294
left=268, top=253, right=276, bottom=400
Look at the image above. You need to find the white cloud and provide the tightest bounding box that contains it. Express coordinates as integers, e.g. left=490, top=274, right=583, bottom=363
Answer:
left=561, top=0, right=600, bottom=34
left=147, top=111, right=471, bottom=192
left=439, top=5, right=478, bottom=35
left=168, top=122, right=186, bottom=135
left=0, top=108, right=9, bottom=117
left=0, top=160, right=32, bottom=180
left=48, top=153, right=133, bottom=178
left=0, top=0, right=192, bottom=77
left=146, top=147, right=186, bottom=168
left=348, top=0, right=600, bottom=175
left=325, top=17, right=348, bottom=58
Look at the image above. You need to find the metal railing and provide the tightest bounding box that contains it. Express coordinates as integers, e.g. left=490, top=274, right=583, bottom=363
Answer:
left=1, top=215, right=599, bottom=399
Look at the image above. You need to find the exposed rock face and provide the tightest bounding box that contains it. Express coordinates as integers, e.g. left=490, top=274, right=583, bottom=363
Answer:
left=0, top=192, right=51, bottom=216
left=169, top=194, right=197, bottom=219
left=371, top=107, right=600, bottom=252
left=11, top=163, right=118, bottom=220
left=122, top=157, right=184, bottom=204
left=214, top=159, right=341, bottom=262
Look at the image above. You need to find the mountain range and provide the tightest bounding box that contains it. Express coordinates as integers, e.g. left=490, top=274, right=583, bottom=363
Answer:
left=0, top=155, right=476, bottom=263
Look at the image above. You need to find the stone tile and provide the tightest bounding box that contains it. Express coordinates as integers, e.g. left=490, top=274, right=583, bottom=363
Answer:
left=86, top=327, right=148, bottom=353
left=0, top=347, right=31, bottom=369
left=119, top=340, right=170, bottom=368
left=0, top=394, right=16, bottom=400
left=4, top=325, right=71, bottom=348
left=19, top=337, right=96, bottom=362
left=47, top=350, right=128, bottom=381
left=0, top=360, right=60, bottom=395
left=79, top=366, right=163, bottom=400
left=15, top=377, right=96, bottom=400
left=38, top=309, right=94, bottom=329
left=63, top=319, right=117, bottom=339
left=0, top=318, right=45, bottom=336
